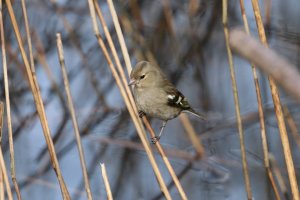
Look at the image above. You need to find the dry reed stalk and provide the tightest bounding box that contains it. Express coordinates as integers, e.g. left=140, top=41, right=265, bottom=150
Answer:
left=87, top=1, right=171, bottom=199
left=283, top=106, right=300, bottom=149
left=251, top=1, right=299, bottom=199
left=269, top=153, right=289, bottom=199
left=238, top=1, right=280, bottom=198
left=0, top=115, right=13, bottom=200
left=56, top=33, right=93, bottom=200
left=141, top=117, right=188, bottom=200
left=100, top=163, right=113, bottom=200
left=106, top=0, right=133, bottom=74
left=32, top=31, right=67, bottom=105
left=0, top=168, right=3, bottom=200
left=0, top=102, right=3, bottom=145
left=21, top=0, right=34, bottom=71
left=267, top=169, right=281, bottom=200
left=0, top=102, right=4, bottom=200
left=179, top=114, right=205, bottom=159
left=0, top=1, right=22, bottom=198
left=222, top=1, right=252, bottom=199
left=0, top=148, right=13, bottom=200
left=93, top=1, right=137, bottom=114
left=4, top=0, right=71, bottom=198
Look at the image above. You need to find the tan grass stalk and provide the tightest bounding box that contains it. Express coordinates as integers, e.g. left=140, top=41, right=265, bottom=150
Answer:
left=142, top=117, right=188, bottom=200
left=251, top=1, right=299, bottom=198
left=222, top=1, right=252, bottom=199
left=283, top=106, right=300, bottom=149
left=4, top=0, right=71, bottom=198
left=100, top=163, right=113, bottom=200
left=21, top=0, right=34, bottom=72
left=269, top=153, right=289, bottom=199
left=93, top=1, right=137, bottom=114
left=0, top=1, right=22, bottom=198
left=87, top=1, right=171, bottom=199
left=0, top=102, right=3, bottom=145
left=106, top=0, right=133, bottom=74
left=0, top=102, right=4, bottom=200
left=179, top=114, right=204, bottom=159
left=0, top=166, right=3, bottom=200
left=0, top=109, right=13, bottom=200
left=56, top=33, right=93, bottom=200
left=238, top=1, right=279, bottom=199
left=0, top=147, right=13, bottom=200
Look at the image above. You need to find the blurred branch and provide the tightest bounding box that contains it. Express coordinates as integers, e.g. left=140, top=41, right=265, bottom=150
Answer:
left=100, top=163, right=113, bottom=200
left=229, top=28, right=300, bottom=104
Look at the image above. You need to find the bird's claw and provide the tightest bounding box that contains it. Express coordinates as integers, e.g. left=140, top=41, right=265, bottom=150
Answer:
left=151, top=136, right=160, bottom=144
left=138, top=110, right=146, bottom=118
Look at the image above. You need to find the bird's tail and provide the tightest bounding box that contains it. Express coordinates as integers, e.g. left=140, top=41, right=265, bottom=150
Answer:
left=182, top=108, right=206, bottom=120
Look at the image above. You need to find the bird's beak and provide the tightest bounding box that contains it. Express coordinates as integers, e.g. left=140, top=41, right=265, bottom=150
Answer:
left=128, top=79, right=137, bottom=86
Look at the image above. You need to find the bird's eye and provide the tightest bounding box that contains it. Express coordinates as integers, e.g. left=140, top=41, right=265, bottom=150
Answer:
left=140, top=75, right=145, bottom=79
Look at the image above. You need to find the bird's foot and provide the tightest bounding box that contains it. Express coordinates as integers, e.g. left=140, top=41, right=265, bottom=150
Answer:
left=138, top=110, right=146, bottom=118
left=151, top=136, right=160, bottom=144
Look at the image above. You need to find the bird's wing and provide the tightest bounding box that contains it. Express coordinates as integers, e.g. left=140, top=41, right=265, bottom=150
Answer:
left=165, top=83, right=191, bottom=110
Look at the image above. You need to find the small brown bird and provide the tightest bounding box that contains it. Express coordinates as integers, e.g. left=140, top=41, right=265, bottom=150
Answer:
left=129, top=61, right=206, bottom=143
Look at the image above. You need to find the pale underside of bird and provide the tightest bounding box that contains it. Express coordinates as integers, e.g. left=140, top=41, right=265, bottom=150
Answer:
left=129, top=61, right=206, bottom=143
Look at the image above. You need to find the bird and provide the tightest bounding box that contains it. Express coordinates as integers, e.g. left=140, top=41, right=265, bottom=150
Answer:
left=129, top=61, right=206, bottom=143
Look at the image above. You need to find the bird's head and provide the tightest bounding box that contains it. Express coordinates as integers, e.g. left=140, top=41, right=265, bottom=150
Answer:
left=129, top=61, right=163, bottom=88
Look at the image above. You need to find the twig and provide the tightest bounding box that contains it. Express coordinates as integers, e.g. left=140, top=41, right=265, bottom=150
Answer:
left=229, top=29, right=300, bottom=104
left=0, top=1, right=22, bottom=198
left=87, top=1, right=171, bottom=199
left=0, top=102, right=4, bottom=200
left=283, top=106, right=300, bottom=149
left=269, top=153, right=289, bottom=200
left=238, top=1, right=279, bottom=199
left=56, top=33, right=93, bottom=200
left=251, top=1, right=299, bottom=199
left=0, top=102, right=3, bottom=145
left=0, top=132, right=13, bottom=200
left=100, top=163, right=113, bottom=200
left=222, top=1, right=252, bottom=199
left=106, top=0, right=132, bottom=74
left=4, top=0, right=71, bottom=198
left=179, top=114, right=205, bottom=159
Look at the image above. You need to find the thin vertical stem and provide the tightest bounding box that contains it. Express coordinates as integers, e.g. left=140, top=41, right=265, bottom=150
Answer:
left=0, top=113, right=13, bottom=200
left=0, top=102, right=4, bottom=200
left=93, top=1, right=137, bottom=114
left=107, top=0, right=133, bottom=74
left=283, top=106, right=300, bottom=149
left=222, top=1, right=252, bottom=199
left=100, top=163, right=113, bottom=200
left=238, top=1, right=280, bottom=199
left=4, top=0, right=71, bottom=198
left=0, top=0, right=22, bottom=198
left=251, top=1, right=299, bottom=199
left=56, top=33, right=93, bottom=200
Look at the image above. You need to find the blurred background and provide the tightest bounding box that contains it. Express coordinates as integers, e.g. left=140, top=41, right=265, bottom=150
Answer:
left=1, top=0, right=300, bottom=199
